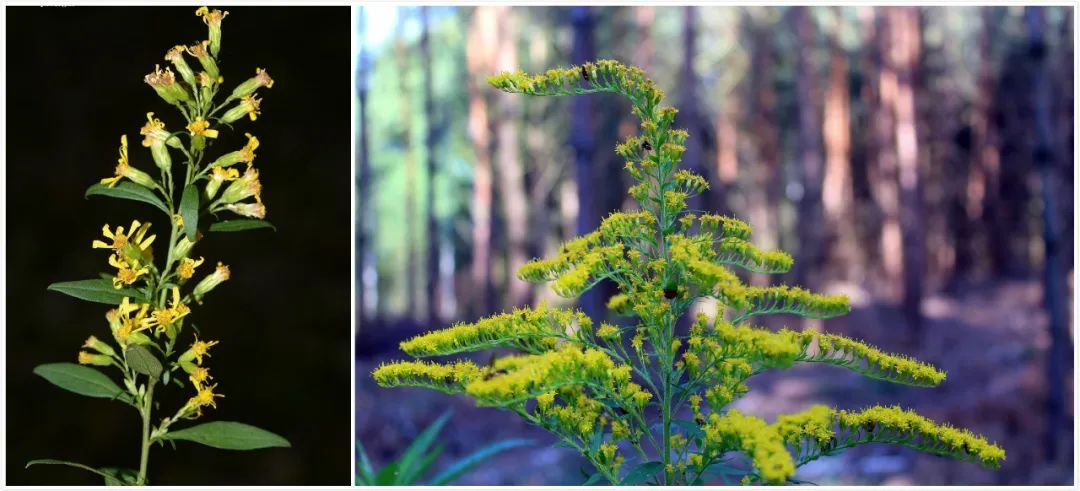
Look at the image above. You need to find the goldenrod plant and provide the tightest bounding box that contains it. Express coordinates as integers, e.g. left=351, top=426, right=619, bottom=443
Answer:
left=28, top=7, right=287, bottom=485
left=374, top=60, right=1005, bottom=485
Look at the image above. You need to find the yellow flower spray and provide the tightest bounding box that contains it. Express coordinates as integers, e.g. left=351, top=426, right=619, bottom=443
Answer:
left=374, top=60, right=1005, bottom=485
left=30, top=8, right=287, bottom=485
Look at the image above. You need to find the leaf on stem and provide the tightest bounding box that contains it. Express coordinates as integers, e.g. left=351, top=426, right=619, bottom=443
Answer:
left=86, top=182, right=170, bottom=217
left=33, top=363, right=132, bottom=403
left=162, top=421, right=290, bottom=450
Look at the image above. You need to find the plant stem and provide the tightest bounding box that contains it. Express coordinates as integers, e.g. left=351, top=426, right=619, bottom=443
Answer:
left=138, top=381, right=155, bottom=485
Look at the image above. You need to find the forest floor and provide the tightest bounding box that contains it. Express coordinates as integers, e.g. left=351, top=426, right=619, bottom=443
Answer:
left=355, top=278, right=1074, bottom=485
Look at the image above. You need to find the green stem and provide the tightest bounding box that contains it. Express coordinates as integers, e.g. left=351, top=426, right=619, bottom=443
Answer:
left=137, top=381, right=155, bottom=485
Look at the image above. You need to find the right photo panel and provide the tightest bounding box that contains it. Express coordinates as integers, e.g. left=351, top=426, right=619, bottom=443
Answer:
left=355, top=5, right=1074, bottom=486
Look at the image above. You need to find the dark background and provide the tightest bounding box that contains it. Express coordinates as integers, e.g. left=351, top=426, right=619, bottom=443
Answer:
left=7, top=7, right=351, bottom=485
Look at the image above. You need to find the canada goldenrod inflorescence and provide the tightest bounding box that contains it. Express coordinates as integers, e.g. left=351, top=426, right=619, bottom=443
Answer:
left=375, top=59, right=1004, bottom=485
left=32, top=7, right=287, bottom=485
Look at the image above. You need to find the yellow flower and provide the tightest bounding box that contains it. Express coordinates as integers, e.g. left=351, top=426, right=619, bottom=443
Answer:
left=110, top=297, right=152, bottom=347
left=221, top=94, right=261, bottom=124
left=220, top=164, right=262, bottom=204
left=186, top=118, right=219, bottom=138
left=101, top=135, right=157, bottom=188
left=145, top=287, right=191, bottom=333
left=83, top=335, right=116, bottom=357
left=109, top=254, right=150, bottom=289
left=231, top=68, right=274, bottom=99
left=195, top=6, right=228, bottom=27
left=189, top=366, right=212, bottom=388
left=188, top=335, right=219, bottom=365
left=140, top=112, right=169, bottom=147
left=93, top=220, right=155, bottom=255
left=206, top=166, right=240, bottom=199
left=189, top=382, right=224, bottom=409
left=178, top=256, right=205, bottom=280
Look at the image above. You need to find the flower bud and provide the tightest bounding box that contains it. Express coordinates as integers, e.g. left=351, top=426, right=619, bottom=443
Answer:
left=231, top=68, right=274, bottom=100
left=78, top=351, right=113, bottom=366
left=210, top=133, right=259, bottom=168
left=174, top=234, right=199, bottom=261
left=196, top=7, right=229, bottom=58
left=225, top=202, right=267, bottom=219
left=164, top=45, right=197, bottom=87
left=221, top=95, right=261, bottom=124
left=140, top=113, right=178, bottom=170
left=192, top=262, right=230, bottom=303
left=220, top=165, right=262, bottom=204
left=206, top=166, right=239, bottom=200
left=186, top=40, right=219, bottom=80
left=83, top=335, right=116, bottom=357
left=144, top=65, right=192, bottom=105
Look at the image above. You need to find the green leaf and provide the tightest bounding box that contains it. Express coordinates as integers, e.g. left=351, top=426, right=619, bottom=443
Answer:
left=581, top=472, right=605, bottom=486
left=125, top=345, right=162, bottom=378
left=180, top=184, right=199, bottom=241
left=86, top=182, right=169, bottom=217
left=428, top=438, right=532, bottom=485
left=396, top=411, right=451, bottom=484
left=33, top=363, right=131, bottom=403
left=373, top=461, right=399, bottom=486
left=406, top=444, right=442, bottom=485
left=356, top=442, right=376, bottom=485
left=209, top=219, right=276, bottom=233
left=672, top=419, right=706, bottom=440
left=100, top=467, right=140, bottom=486
left=25, top=459, right=118, bottom=481
left=620, top=461, right=662, bottom=485
left=162, top=421, right=290, bottom=450
left=47, top=279, right=143, bottom=305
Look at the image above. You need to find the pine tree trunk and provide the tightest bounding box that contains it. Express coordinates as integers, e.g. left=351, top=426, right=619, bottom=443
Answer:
left=421, top=7, right=440, bottom=324
left=1025, top=5, right=1072, bottom=463
left=493, top=6, right=531, bottom=308
left=822, top=8, right=857, bottom=282
left=793, top=6, right=825, bottom=289
left=394, top=25, right=419, bottom=320
left=357, top=7, right=376, bottom=325
left=466, top=7, right=497, bottom=316
left=570, top=6, right=602, bottom=322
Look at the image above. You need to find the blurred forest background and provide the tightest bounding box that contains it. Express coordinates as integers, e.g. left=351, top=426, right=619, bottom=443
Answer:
left=356, top=5, right=1074, bottom=485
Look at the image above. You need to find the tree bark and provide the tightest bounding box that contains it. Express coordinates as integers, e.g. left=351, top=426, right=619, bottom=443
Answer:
left=394, top=20, right=419, bottom=320
left=793, top=6, right=825, bottom=289
left=493, top=6, right=531, bottom=308
left=888, top=7, right=925, bottom=337
left=466, top=7, right=497, bottom=316
left=420, top=7, right=440, bottom=324
left=822, top=8, right=857, bottom=282
left=570, top=6, right=602, bottom=322
left=679, top=6, right=708, bottom=214
left=357, top=7, right=376, bottom=325
left=1026, top=5, right=1072, bottom=463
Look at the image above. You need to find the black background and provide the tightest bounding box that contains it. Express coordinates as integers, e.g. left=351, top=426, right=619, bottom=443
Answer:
left=6, top=7, right=351, bottom=485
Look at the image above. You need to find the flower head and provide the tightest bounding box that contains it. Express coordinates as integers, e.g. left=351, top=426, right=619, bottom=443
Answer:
left=196, top=6, right=229, bottom=57
left=189, top=366, right=213, bottom=388
left=83, top=335, right=116, bottom=357
left=178, top=256, right=205, bottom=280
left=109, top=254, right=150, bottom=289
left=206, top=166, right=240, bottom=199
left=186, top=40, right=219, bottom=79
left=110, top=297, right=152, bottom=347
left=78, top=351, right=112, bottom=366
left=186, top=118, right=219, bottom=139
left=93, top=220, right=155, bottom=257
left=220, top=164, right=262, bottom=204
left=225, top=202, right=267, bottom=219
left=144, top=64, right=191, bottom=104
left=189, top=382, right=224, bottom=409
left=192, top=262, right=230, bottom=302
left=101, top=135, right=157, bottom=188
left=221, top=94, right=261, bottom=124
left=231, top=68, right=274, bottom=99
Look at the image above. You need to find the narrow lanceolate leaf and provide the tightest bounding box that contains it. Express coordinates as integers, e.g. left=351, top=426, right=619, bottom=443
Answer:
left=428, top=438, right=532, bottom=485
left=47, top=279, right=142, bottom=305
left=180, top=184, right=200, bottom=240
left=25, top=460, right=118, bottom=481
left=33, top=363, right=132, bottom=403
left=85, top=182, right=169, bottom=217
left=208, top=219, right=276, bottom=233
left=620, top=461, right=663, bottom=485
left=396, top=411, right=451, bottom=484
left=163, top=421, right=290, bottom=450
left=125, top=345, right=162, bottom=378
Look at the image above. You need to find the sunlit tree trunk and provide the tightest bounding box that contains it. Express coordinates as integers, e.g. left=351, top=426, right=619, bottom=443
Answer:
left=466, top=7, right=497, bottom=316
left=493, top=6, right=531, bottom=308
left=822, top=8, right=857, bottom=282
left=887, top=7, right=925, bottom=337
left=679, top=6, right=708, bottom=213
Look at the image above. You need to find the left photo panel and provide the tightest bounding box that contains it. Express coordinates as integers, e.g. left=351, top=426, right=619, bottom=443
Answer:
left=6, top=6, right=352, bottom=485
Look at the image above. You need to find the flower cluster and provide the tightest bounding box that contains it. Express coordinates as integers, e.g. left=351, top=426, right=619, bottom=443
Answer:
left=34, top=8, right=286, bottom=485
left=376, top=59, right=1005, bottom=485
